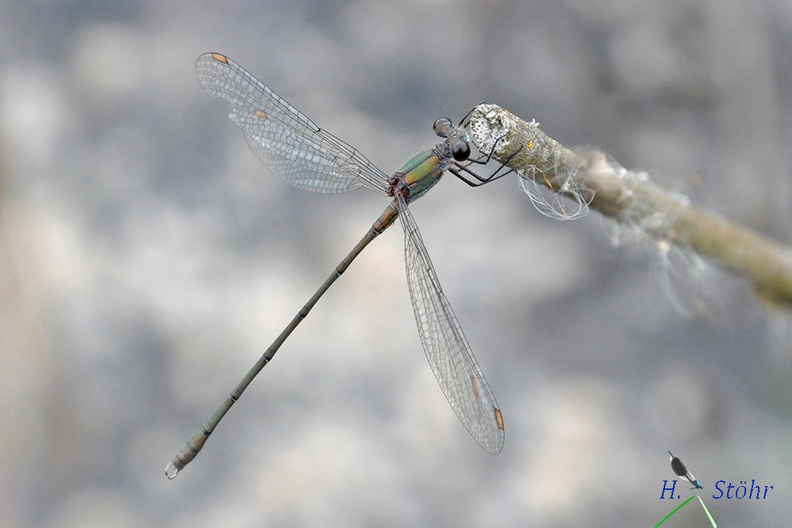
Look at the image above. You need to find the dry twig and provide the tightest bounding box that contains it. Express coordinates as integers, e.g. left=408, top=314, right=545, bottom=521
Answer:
left=467, top=103, right=792, bottom=308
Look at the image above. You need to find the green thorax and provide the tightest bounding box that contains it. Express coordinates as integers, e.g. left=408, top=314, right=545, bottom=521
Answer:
left=396, top=147, right=448, bottom=203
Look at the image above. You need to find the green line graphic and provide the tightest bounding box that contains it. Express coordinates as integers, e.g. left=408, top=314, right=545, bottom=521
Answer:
left=654, top=495, right=696, bottom=527
left=697, top=495, right=717, bottom=527
left=654, top=494, right=717, bottom=528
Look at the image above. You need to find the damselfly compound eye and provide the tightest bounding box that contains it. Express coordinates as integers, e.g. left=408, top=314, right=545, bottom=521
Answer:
left=452, top=140, right=470, bottom=161
left=433, top=117, right=453, bottom=138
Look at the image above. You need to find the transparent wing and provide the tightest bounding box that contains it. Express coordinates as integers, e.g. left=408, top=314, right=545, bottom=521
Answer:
left=396, top=194, right=504, bottom=453
left=195, top=52, right=390, bottom=195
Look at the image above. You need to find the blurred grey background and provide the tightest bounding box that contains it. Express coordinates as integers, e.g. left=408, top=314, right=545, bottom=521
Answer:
left=1, top=0, right=791, bottom=526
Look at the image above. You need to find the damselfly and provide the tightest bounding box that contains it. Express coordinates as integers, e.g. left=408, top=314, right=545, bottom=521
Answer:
left=669, top=450, right=704, bottom=489
left=166, top=53, right=511, bottom=478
